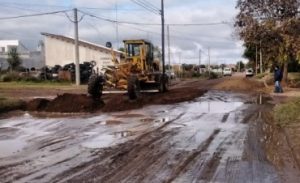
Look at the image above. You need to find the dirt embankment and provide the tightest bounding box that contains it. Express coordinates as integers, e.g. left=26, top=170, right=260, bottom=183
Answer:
left=24, top=76, right=265, bottom=113
left=27, top=94, right=103, bottom=113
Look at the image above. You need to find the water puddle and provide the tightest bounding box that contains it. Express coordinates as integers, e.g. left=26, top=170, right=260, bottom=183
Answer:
left=113, top=131, right=134, bottom=138
left=154, top=117, right=170, bottom=123
left=0, top=139, right=27, bottom=158
left=82, top=134, right=117, bottom=149
left=82, top=131, right=134, bottom=149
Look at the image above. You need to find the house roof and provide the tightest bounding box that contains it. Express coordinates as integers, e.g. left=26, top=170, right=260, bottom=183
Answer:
left=41, top=32, right=123, bottom=55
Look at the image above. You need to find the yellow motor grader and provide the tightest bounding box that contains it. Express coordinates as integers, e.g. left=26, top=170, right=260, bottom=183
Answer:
left=88, top=39, right=169, bottom=100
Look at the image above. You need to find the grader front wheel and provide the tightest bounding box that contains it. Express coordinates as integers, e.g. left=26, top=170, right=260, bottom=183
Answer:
left=88, top=75, right=104, bottom=99
left=127, top=75, right=140, bottom=100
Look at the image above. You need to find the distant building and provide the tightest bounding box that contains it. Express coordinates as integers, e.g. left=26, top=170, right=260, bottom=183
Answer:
left=41, top=33, right=122, bottom=72
left=0, top=40, right=43, bottom=70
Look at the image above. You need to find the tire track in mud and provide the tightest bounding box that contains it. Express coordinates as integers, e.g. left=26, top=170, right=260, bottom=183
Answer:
left=198, top=148, right=226, bottom=181
left=52, top=113, right=186, bottom=183
left=99, top=131, right=178, bottom=183
left=164, top=129, right=221, bottom=183
left=221, top=113, right=230, bottom=123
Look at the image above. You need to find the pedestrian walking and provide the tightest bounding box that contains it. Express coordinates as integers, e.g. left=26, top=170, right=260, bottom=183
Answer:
left=274, top=65, right=283, bottom=93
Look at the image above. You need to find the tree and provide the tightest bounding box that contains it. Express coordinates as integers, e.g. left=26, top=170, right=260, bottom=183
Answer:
left=118, top=47, right=125, bottom=52
left=7, top=48, right=21, bottom=72
left=235, top=0, right=300, bottom=82
left=182, top=64, right=194, bottom=71
left=236, top=61, right=245, bottom=71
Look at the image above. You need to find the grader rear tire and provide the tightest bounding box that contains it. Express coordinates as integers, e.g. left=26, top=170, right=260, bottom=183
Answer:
left=127, top=75, right=140, bottom=100
left=88, top=75, right=104, bottom=99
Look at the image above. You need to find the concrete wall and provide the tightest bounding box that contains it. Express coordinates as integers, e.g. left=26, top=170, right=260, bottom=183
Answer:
left=44, top=37, right=119, bottom=71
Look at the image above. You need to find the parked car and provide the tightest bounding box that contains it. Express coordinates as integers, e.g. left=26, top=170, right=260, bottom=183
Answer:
left=166, top=71, right=176, bottom=79
left=223, top=67, right=232, bottom=76
left=245, top=68, right=254, bottom=77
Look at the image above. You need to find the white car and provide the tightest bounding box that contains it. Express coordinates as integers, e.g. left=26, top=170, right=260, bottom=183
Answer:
left=223, top=68, right=232, bottom=76
left=245, top=68, right=254, bottom=77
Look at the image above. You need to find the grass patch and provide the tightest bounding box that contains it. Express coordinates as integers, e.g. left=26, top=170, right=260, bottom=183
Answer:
left=0, top=97, right=25, bottom=113
left=274, top=98, right=300, bottom=127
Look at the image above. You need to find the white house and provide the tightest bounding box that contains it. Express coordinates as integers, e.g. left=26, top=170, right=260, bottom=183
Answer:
left=41, top=33, right=122, bottom=71
left=0, top=40, right=43, bottom=70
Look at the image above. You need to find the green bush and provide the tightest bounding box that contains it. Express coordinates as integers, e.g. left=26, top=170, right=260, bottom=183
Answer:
left=22, top=76, right=41, bottom=82
left=202, top=71, right=219, bottom=79
left=0, top=72, right=21, bottom=82
left=0, top=72, right=43, bottom=82
left=192, top=72, right=201, bottom=78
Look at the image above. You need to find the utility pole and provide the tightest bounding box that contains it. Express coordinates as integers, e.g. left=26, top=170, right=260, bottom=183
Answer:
left=115, top=0, right=119, bottom=49
left=199, top=49, right=201, bottom=73
left=74, top=8, right=80, bottom=86
left=161, top=0, right=166, bottom=91
left=260, top=41, right=263, bottom=74
left=255, top=45, right=258, bottom=75
left=208, top=47, right=211, bottom=77
left=178, top=52, right=182, bottom=78
left=167, top=25, right=171, bottom=71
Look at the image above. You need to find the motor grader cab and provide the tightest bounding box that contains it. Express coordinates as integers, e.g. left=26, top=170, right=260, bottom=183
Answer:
left=88, top=39, right=169, bottom=100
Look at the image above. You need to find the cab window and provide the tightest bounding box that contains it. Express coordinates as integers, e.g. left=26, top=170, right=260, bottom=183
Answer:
left=127, top=43, right=141, bottom=57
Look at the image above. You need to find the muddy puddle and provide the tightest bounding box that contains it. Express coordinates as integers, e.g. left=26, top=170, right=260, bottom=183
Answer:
left=0, top=91, right=284, bottom=182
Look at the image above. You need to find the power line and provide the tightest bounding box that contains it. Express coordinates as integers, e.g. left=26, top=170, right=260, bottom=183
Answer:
left=78, top=10, right=231, bottom=26
left=0, top=10, right=71, bottom=20
left=136, top=0, right=160, bottom=11
left=0, top=2, right=144, bottom=11
left=130, top=0, right=160, bottom=15
left=167, top=22, right=232, bottom=26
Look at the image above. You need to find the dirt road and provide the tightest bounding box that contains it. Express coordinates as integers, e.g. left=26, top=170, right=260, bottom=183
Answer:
left=1, top=87, right=295, bottom=183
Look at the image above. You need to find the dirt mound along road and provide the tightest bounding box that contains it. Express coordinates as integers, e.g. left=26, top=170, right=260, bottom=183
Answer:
left=23, top=76, right=266, bottom=114
left=27, top=94, right=103, bottom=113
left=26, top=86, right=207, bottom=113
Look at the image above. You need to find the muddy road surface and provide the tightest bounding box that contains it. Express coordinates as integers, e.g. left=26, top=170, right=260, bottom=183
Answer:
left=0, top=91, right=286, bottom=182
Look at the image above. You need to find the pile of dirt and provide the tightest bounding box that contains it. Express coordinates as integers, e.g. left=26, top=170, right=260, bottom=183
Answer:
left=27, top=94, right=103, bottom=113
left=26, top=98, right=50, bottom=111
left=101, top=87, right=207, bottom=112
left=25, top=77, right=265, bottom=114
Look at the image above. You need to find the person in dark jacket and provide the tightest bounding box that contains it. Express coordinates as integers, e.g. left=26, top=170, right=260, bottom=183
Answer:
left=274, top=65, right=283, bottom=93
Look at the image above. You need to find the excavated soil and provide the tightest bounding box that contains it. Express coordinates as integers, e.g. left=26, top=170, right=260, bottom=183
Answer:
left=27, top=94, right=103, bottom=113
left=26, top=76, right=265, bottom=113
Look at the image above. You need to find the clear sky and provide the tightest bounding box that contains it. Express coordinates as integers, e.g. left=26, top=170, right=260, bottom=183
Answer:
left=0, top=0, right=246, bottom=65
